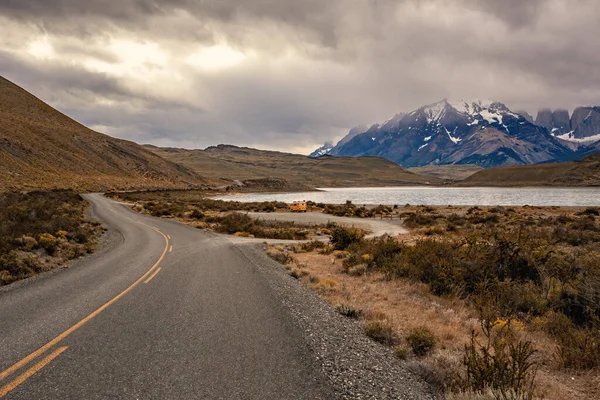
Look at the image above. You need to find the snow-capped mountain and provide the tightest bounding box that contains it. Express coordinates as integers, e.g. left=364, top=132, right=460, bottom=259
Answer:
left=329, top=99, right=573, bottom=168
left=309, top=141, right=334, bottom=158
left=309, top=124, right=372, bottom=158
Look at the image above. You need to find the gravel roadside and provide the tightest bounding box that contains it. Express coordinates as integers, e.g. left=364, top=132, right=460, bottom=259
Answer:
left=234, top=242, right=436, bottom=400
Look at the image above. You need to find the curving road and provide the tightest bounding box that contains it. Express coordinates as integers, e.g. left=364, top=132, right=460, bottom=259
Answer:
left=0, top=194, right=432, bottom=399
left=0, top=194, right=334, bottom=399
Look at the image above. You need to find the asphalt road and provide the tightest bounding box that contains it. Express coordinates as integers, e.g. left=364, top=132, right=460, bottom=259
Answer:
left=0, top=194, right=334, bottom=399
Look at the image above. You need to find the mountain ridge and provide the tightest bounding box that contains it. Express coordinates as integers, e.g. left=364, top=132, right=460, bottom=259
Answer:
left=328, top=99, right=572, bottom=168
left=312, top=100, right=600, bottom=168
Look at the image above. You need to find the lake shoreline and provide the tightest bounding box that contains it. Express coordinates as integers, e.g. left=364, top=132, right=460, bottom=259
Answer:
left=213, top=186, right=600, bottom=207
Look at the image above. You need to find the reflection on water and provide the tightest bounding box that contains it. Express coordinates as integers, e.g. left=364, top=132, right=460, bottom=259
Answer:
left=214, top=187, right=600, bottom=207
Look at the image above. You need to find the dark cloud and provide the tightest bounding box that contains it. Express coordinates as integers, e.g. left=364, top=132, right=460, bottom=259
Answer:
left=0, top=0, right=162, bottom=20
left=466, top=0, right=546, bottom=27
left=0, top=0, right=599, bottom=153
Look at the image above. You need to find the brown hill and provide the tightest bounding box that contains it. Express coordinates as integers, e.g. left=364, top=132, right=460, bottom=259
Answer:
left=459, top=153, right=600, bottom=187
left=146, top=144, right=440, bottom=188
left=0, top=76, right=206, bottom=192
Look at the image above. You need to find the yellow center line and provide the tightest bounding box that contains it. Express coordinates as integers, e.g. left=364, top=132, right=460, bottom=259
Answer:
left=144, top=267, right=162, bottom=284
left=169, top=245, right=173, bottom=253
left=167, top=235, right=171, bottom=239
left=0, top=204, right=169, bottom=384
left=0, top=347, right=69, bottom=398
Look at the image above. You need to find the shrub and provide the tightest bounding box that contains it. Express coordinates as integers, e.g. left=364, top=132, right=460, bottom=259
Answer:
left=403, top=212, right=440, bottom=228
left=320, top=227, right=333, bottom=235
left=394, top=345, right=410, bottom=360
left=233, top=231, right=255, bottom=238
left=546, top=313, right=600, bottom=369
left=407, top=327, right=437, bottom=356
left=190, top=209, right=205, bottom=219
left=364, top=319, right=396, bottom=345
left=17, top=236, right=37, bottom=251
left=330, top=226, right=365, bottom=250
left=288, top=268, right=307, bottom=279
left=267, top=250, right=294, bottom=265
left=578, top=207, right=600, bottom=216
left=37, top=233, right=58, bottom=254
left=318, top=245, right=334, bottom=255
left=298, top=240, right=325, bottom=252
left=448, top=214, right=467, bottom=226
left=462, top=320, right=537, bottom=399
left=212, top=212, right=324, bottom=240
left=314, top=279, right=337, bottom=291
left=336, top=303, right=363, bottom=318
left=348, top=263, right=368, bottom=276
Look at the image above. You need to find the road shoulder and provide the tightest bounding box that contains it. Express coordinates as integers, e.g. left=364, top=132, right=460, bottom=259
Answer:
left=234, top=242, right=435, bottom=399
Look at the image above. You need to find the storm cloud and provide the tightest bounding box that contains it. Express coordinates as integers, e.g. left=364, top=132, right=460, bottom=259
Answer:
left=1, top=0, right=599, bottom=153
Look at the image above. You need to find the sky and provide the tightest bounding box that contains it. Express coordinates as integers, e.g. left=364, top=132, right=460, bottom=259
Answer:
left=1, top=0, right=599, bottom=155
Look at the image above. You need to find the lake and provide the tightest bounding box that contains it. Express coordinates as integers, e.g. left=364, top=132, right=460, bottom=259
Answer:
left=214, top=187, right=600, bottom=207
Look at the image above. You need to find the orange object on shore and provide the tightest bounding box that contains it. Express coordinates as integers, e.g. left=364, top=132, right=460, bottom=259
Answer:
left=290, top=201, right=308, bottom=212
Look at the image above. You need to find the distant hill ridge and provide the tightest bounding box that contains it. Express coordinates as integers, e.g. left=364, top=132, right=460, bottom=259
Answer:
left=146, top=144, right=441, bottom=187
left=459, top=152, right=600, bottom=187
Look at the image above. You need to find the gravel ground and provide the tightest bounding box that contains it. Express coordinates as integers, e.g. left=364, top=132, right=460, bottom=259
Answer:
left=247, top=212, right=408, bottom=238
left=234, top=242, right=436, bottom=400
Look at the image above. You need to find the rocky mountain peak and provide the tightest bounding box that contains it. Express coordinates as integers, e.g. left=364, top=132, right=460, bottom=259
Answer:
left=571, top=107, right=600, bottom=140
left=535, top=108, right=571, bottom=135
left=337, top=125, right=368, bottom=147
left=308, top=141, right=334, bottom=158
left=447, top=99, right=512, bottom=116
left=380, top=113, right=407, bottom=131
left=515, top=110, right=534, bottom=123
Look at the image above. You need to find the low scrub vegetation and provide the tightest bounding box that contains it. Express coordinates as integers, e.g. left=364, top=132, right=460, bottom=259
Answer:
left=208, top=212, right=324, bottom=240
left=108, top=190, right=287, bottom=214
left=0, top=190, right=102, bottom=285
left=407, top=327, right=437, bottom=357
left=330, top=226, right=366, bottom=250
left=336, top=221, right=600, bottom=370
left=364, top=319, right=397, bottom=346
left=319, top=200, right=394, bottom=218
left=109, top=190, right=330, bottom=240
left=316, top=207, right=600, bottom=399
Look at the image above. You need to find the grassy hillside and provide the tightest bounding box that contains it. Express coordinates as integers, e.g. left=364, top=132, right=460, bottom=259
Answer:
left=0, top=76, right=206, bottom=191
left=146, top=144, right=441, bottom=187
left=459, top=152, right=600, bottom=186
